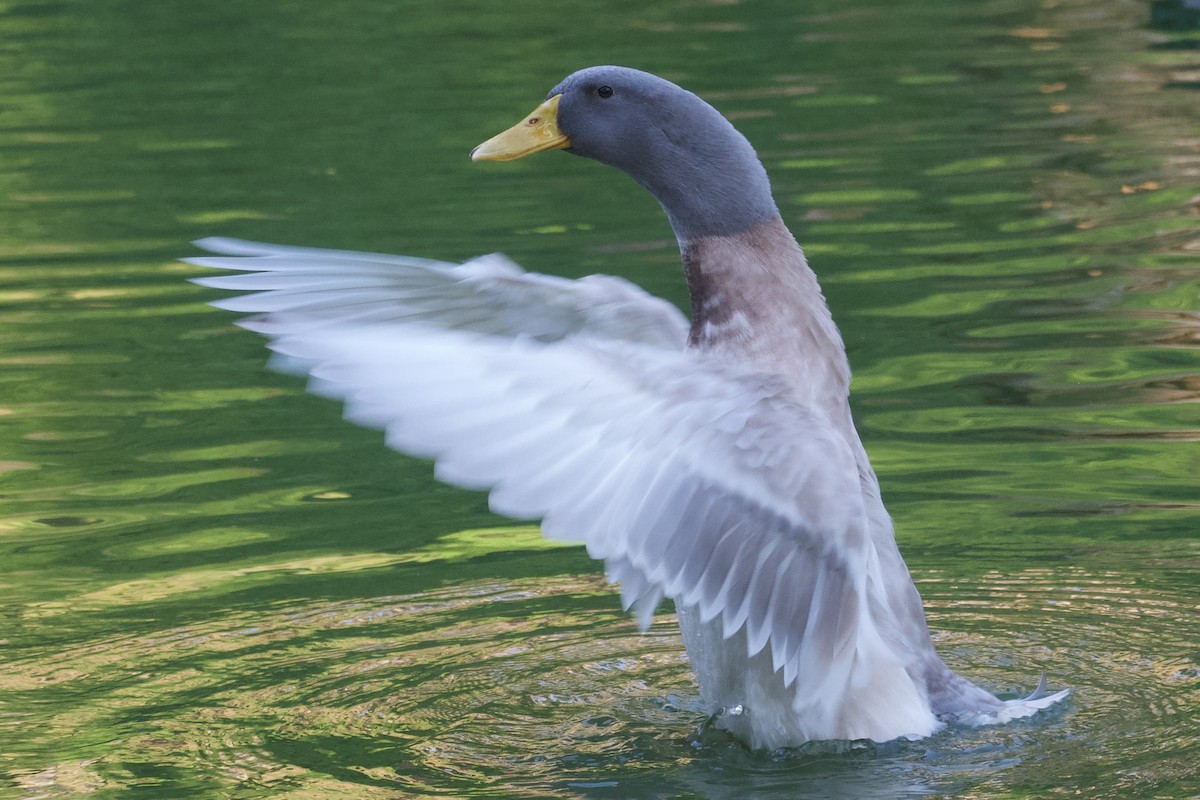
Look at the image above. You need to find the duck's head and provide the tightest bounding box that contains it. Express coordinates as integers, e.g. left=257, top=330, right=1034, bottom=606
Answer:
left=471, top=66, right=779, bottom=245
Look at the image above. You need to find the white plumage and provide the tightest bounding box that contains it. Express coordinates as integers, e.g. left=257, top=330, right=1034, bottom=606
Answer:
left=188, top=65, right=1067, bottom=748
left=189, top=236, right=1065, bottom=748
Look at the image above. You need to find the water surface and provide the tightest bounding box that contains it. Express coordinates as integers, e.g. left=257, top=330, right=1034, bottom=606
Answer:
left=1, top=0, right=1198, bottom=798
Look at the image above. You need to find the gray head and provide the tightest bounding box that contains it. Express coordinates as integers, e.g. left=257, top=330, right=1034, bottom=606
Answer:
left=472, top=66, right=780, bottom=245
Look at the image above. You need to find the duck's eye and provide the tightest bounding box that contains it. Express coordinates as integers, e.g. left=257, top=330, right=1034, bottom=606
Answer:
left=597, top=85, right=614, bottom=99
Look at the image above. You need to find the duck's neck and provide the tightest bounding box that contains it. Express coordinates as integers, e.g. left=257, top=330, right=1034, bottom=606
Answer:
left=638, top=144, right=779, bottom=243
left=604, top=91, right=780, bottom=243
left=679, top=217, right=851, bottom=404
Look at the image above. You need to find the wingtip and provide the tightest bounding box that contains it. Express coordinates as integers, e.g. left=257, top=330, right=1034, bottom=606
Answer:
left=191, top=237, right=267, bottom=256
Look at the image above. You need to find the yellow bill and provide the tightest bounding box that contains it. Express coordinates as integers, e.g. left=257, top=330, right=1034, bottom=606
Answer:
left=470, top=94, right=570, bottom=162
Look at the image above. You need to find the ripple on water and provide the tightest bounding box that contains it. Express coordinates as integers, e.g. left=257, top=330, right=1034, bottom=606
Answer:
left=916, top=555, right=1200, bottom=799
left=5, top=555, right=1196, bottom=799
left=1, top=0, right=1198, bottom=797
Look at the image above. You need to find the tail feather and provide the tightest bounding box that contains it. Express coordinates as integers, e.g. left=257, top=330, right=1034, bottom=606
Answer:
left=996, top=681, right=1071, bottom=723
left=942, top=675, right=1071, bottom=727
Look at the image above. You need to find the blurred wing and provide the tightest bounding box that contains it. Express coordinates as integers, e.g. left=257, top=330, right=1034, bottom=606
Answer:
left=187, top=237, right=688, bottom=349
left=190, top=241, right=879, bottom=695
left=274, top=325, right=871, bottom=686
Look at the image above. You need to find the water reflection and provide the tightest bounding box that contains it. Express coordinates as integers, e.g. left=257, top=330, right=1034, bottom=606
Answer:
left=7, top=557, right=1194, bottom=798
left=1, top=0, right=1198, bottom=797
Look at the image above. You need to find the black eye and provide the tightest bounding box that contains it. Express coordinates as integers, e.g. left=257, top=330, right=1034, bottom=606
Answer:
left=597, top=85, right=613, bottom=99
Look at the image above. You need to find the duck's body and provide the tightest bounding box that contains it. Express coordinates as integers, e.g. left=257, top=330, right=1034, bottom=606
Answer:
left=190, top=66, right=1066, bottom=748
left=664, top=214, right=1007, bottom=745
left=676, top=217, right=928, bottom=743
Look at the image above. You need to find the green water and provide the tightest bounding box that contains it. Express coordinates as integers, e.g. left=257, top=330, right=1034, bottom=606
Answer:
left=1, top=0, right=1197, bottom=797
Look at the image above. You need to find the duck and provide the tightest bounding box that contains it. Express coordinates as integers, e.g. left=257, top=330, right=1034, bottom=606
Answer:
left=188, top=65, right=1068, bottom=749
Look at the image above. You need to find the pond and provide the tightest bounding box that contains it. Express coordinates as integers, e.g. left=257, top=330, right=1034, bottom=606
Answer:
left=1, top=0, right=1198, bottom=797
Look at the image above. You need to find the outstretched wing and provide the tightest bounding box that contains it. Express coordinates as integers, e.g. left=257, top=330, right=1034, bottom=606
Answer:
left=189, top=237, right=689, bottom=349
left=189, top=241, right=892, bottom=704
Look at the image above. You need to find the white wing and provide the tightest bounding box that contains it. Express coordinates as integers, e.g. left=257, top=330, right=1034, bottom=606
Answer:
left=188, top=237, right=689, bottom=349
left=275, top=326, right=870, bottom=685
left=189, top=240, right=924, bottom=732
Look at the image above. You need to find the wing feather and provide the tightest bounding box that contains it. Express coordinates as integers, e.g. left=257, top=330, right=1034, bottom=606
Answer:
left=190, top=240, right=888, bottom=704
left=189, top=238, right=688, bottom=348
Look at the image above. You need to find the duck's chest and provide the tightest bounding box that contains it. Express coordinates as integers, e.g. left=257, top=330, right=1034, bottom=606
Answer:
left=679, top=220, right=851, bottom=405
